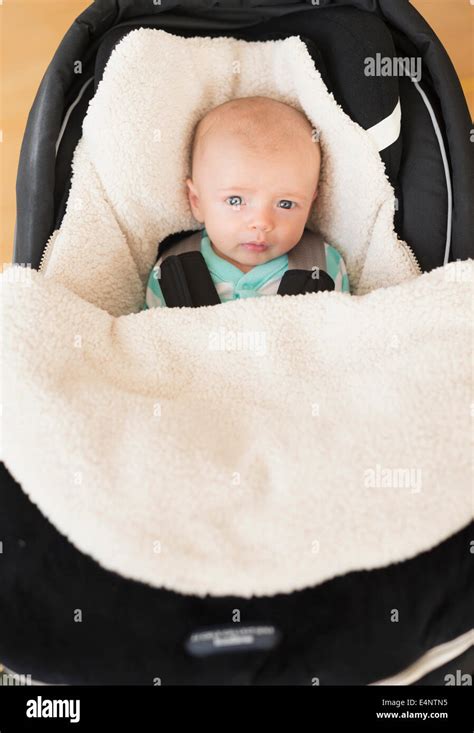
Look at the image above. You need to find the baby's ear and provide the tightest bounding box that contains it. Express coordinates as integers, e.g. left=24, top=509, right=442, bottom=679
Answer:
left=186, top=178, right=203, bottom=222
left=185, top=177, right=194, bottom=196
left=185, top=178, right=194, bottom=201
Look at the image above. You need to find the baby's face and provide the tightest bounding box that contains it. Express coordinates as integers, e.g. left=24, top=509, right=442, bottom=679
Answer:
left=186, top=132, right=320, bottom=273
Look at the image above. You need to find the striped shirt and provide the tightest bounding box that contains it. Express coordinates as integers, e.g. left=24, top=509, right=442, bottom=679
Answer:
left=144, top=228, right=350, bottom=309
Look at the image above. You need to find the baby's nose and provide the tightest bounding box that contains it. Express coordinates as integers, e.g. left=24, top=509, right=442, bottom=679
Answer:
left=249, top=207, right=273, bottom=231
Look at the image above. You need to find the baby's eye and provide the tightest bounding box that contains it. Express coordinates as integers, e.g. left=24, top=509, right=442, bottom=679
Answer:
left=277, top=200, right=296, bottom=209
left=226, top=195, right=243, bottom=207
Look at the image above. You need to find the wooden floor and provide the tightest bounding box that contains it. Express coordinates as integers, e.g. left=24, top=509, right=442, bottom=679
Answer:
left=1, top=0, right=473, bottom=264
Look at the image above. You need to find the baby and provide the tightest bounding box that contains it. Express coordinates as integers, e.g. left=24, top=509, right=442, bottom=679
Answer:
left=144, top=96, right=349, bottom=309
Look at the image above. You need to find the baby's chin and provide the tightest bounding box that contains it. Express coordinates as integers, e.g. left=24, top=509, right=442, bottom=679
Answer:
left=236, top=249, right=273, bottom=264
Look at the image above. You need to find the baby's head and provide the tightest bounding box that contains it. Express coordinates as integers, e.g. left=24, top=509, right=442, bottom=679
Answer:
left=186, top=96, right=321, bottom=273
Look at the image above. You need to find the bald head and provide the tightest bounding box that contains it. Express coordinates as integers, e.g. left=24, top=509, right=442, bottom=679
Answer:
left=189, top=96, right=319, bottom=178
left=185, top=96, right=321, bottom=272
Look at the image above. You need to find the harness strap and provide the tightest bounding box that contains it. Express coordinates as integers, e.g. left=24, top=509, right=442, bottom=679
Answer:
left=156, top=228, right=333, bottom=307
left=157, top=231, right=202, bottom=267
left=160, top=252, right=221, bottom=308
left=287, top=228, right=327, bottom=273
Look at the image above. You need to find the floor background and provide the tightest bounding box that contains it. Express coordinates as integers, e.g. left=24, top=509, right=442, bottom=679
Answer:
left=1, top=0, right=473, bottom=264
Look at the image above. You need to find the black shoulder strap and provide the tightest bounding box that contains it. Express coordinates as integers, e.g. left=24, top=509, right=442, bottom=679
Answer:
left=160, top=252, right=221, bottom=308
left=277, top=269, right=335, bottom=296
left=158, top=234, right=335, bottom=307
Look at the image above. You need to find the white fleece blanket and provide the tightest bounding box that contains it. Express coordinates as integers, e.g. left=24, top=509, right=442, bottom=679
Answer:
left=1, top=30, right=472, bottom=598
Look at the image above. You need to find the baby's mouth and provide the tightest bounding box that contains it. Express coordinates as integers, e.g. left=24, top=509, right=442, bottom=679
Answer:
left=240, top=242, right=269, bottom=252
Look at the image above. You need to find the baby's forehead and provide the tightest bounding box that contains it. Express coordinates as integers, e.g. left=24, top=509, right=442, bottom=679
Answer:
left=201, top=98, right=315, bottom=143
left=191, top=98, right=320, bottom=176
left=200, top=99, right=311, bottom=138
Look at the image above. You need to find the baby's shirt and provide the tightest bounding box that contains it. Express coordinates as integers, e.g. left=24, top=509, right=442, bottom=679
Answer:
left=144, top=228, right=350, bottom=309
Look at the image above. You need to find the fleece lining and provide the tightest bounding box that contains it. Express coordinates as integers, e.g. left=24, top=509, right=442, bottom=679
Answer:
left=1, top=30, right=471, bottom=598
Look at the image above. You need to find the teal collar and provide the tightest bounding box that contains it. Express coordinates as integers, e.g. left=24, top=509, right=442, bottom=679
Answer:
left=200, top=228, right=288, bottom=289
